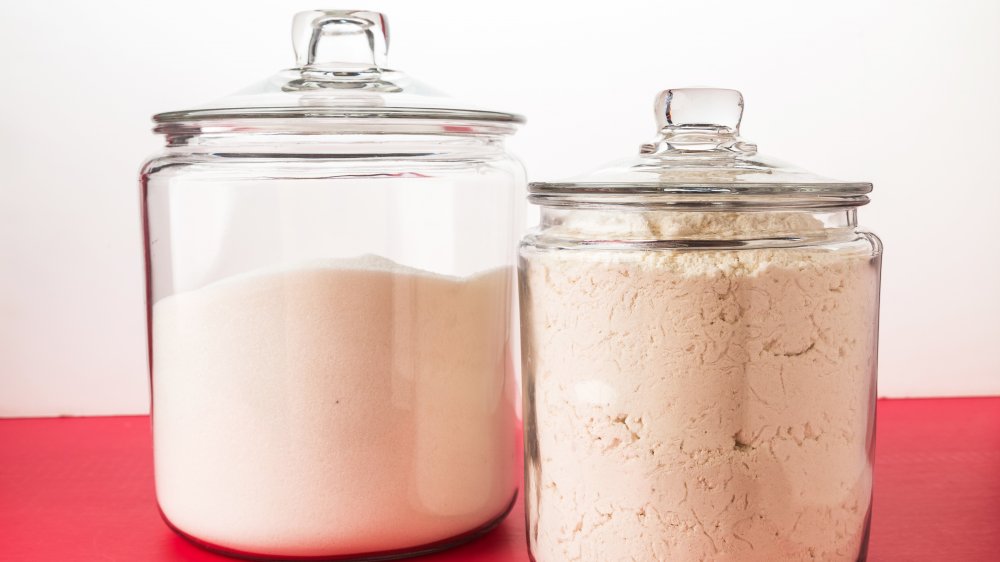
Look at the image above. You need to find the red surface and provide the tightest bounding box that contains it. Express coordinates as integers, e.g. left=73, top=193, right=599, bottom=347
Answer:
left=1, top=397, right=998, bottom=561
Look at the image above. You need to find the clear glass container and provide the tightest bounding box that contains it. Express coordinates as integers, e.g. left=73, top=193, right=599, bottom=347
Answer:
left=520, top=88, right=881, bottom=562
left=140, top=10, right=523, bottom=560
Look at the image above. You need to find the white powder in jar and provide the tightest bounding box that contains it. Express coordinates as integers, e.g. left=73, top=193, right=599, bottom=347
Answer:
left=521, top=212, right=880, bottom=562
left=152, top=255, right=517, bottom=558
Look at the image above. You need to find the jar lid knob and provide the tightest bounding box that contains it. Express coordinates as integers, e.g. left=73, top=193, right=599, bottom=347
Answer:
left=291, top=10, right=389, bottom=82
left=655, top=88, right=744, bottom=133
left=643, top=88, right=756, bottom=154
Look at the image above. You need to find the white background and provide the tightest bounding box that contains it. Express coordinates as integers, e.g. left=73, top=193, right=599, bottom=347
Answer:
left=1, top=0, right=998, bottom=417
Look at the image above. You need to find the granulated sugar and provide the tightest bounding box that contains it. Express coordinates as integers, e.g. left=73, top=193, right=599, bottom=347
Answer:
left=520, top=212, right=880, bottom=562
left=152, top=255, right=517, bottom=557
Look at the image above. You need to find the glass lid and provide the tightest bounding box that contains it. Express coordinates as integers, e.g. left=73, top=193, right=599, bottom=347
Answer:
left=530, top=88, right=871, bottom=208
left=153, top=10, right=523, bottom=129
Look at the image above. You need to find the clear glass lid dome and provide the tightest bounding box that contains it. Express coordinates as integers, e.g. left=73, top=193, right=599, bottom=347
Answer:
left=530, top=88, right=871, bottom=208
left=153, top=10, right=523, bottom=132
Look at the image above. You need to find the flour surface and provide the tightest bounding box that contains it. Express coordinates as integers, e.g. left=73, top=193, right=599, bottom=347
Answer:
left=521, top=212, right=879, bottom=562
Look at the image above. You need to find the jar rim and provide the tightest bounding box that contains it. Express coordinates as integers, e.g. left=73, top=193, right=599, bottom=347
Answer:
left=528, top=182, right=872, bottom=210
left=153, top=106, right=525, bottom=126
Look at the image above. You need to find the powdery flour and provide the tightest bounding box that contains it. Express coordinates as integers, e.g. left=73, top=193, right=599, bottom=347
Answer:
left=520, top=212, right=880, bottom=562
left=152, top=256, right=517, bottom=557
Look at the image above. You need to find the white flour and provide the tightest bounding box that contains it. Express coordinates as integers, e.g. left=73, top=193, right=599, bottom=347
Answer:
left=152, top=255, right=517, bottom=557
left=521, top=212, right=879, bottom=562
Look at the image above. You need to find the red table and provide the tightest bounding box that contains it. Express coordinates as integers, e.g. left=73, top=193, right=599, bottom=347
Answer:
left=2, top=397, right=998, bottom=561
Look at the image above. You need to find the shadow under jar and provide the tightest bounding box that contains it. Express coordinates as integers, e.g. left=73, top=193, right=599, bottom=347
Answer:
left=140, top=10, right=524, bottom=561
left=519, top=88, right=881, bottom=562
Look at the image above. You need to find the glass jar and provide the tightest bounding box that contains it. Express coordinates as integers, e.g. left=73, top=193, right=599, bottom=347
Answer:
left=520, top=89, right=881, bottom=562
left=141, top=10, right=523, bottom=560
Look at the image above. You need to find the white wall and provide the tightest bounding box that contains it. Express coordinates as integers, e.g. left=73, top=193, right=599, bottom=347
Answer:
left=1, top=0, right=998, bottom=417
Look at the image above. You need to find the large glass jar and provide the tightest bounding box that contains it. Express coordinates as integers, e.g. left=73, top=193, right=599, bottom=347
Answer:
left=520, top=89, right=881, bottom=562
left=141, top=10, right=523, bottom=560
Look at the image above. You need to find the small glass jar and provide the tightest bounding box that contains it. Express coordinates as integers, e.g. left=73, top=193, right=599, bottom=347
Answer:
left=141, top=10, right=523, bottom=560
left=520, top=89, right=881, bottom=562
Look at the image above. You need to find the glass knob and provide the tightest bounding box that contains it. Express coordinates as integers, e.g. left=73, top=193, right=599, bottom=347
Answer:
left=654, top=88, right=744, bottom=134
left=291, top=10, right=389, bottom=81
left=642, top=88, right=755, bottom=154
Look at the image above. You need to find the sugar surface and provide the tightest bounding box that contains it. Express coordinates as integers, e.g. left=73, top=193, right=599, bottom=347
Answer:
left=153, top=256, right=517, bottom=557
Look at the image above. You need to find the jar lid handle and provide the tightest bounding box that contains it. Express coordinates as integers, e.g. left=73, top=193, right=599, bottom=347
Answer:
left=291, top=10, right=389, bottom=82
left=655, top=88, right=743, bottom=133
left=642, top=88, right=757, bottom=154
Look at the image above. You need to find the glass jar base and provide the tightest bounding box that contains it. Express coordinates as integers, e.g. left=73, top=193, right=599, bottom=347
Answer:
left=160, top=491, right=518, bottom=561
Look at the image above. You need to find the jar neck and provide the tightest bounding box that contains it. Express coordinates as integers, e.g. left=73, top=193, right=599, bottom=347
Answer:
left=529, top=207, right=861, bottom=248
left=157, top=129, right=511, bottom=159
